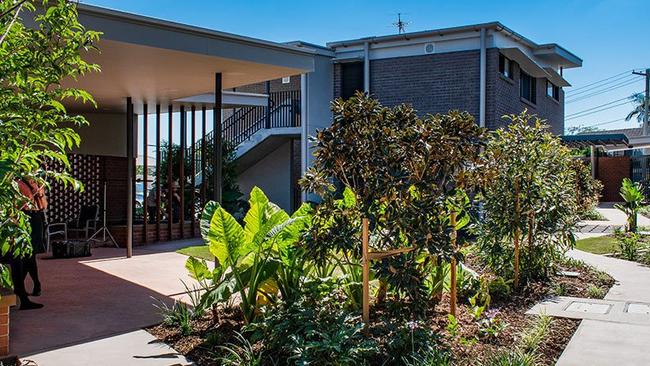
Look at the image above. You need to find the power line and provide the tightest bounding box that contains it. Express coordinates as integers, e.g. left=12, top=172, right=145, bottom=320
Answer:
left=567, top=70, right=633, bottom=93
left=565, top=100, right=632, bottom=121
left=566, top=78, right=642, bottom=104
left=566, top=94, right=639, bottom=118
left=566, top=74, right=637, bottom=97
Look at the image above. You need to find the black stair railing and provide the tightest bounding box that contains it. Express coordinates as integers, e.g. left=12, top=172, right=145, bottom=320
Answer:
left=190, top=90, right=300, bottom=175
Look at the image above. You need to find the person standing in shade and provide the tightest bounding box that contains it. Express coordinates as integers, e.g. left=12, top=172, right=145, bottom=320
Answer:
left=15, top=179, right=45, bottom=309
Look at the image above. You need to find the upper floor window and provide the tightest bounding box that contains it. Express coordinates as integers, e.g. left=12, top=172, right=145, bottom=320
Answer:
left=282, top=76, right=291, bottom=84
left=520, top=71, right=536, bottom=104
left=499, top=54, right=513, bottom=79
left=546, top=80, right=560, bottom=101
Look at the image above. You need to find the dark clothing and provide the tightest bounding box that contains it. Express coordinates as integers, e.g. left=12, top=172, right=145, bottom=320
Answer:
left=0, top=254, right=28, bottom=303
left=24, top=211, right=43, bottom=293
left=27, top=211, right=46, bottom=254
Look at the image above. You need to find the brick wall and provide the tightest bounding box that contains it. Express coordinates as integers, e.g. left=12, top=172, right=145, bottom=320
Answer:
left=486, top=49, right=564, bottom=134
left=597, top=156, right=631, bottom=202
left=368, top=50, right=481, bottom=117
left=332, top=48, right=564, bottom=134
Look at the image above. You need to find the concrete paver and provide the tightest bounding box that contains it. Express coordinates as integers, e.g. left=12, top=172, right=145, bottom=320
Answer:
left=555, top=249, right=650, bottom=365
left=25, top=330, right=191, bottom=366
left=11, top=240, right=202, bottom=362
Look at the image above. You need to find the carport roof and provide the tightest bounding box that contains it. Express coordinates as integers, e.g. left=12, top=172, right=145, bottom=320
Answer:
left=561, top=133, right=630, bottom=148
left=62, top=4, right=316, bottom=113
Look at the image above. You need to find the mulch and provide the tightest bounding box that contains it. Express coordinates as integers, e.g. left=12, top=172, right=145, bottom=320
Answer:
left=148, top=260, right=614, bottom=365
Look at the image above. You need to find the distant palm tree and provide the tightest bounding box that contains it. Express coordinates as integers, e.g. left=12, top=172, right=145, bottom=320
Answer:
left=626, top=92, right=648, bottom=123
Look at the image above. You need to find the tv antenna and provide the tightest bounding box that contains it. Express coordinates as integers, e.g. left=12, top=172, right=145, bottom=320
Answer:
left=393, top=13, right=409, bottom=34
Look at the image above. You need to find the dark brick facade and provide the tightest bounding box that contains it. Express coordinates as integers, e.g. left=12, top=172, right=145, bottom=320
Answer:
left=333, top=48, right=565, bottom=134
left=368, top=50, right=481, bottom=118
left=486, top=49, right=564, bottom=134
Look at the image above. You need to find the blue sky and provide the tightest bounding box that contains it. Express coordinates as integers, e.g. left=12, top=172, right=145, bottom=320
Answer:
left=83, top=0, right=649, bottom=133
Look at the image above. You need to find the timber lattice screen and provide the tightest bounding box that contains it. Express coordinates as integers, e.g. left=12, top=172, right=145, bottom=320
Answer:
left=47, top=154, right=104, bottom=224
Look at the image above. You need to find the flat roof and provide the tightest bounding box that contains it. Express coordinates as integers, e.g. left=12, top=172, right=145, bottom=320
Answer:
left=561, top=133, right=630, bottom=148
left=327, top=21, right=582, bottom=68
left=77, top=4, right=316, bottom=58
left=60, top=4, right=316, bottom=112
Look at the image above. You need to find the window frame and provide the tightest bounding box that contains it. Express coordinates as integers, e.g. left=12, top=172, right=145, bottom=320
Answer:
left=546, top=80, right=560, bottom=101
left=520, top=71, right=537, bottom=104
left=498, top=53, right=513, bottom=80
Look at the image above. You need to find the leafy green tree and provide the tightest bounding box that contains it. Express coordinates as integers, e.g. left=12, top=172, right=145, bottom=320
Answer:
left=301, top=92, right=485, bottom=307
left=477, top=112, right=579, bottom=287
left=570, top=159, right=603, bottom=216
left=614, top=178, right=644, bottom=233
left=0, top=1, right=99, bottom=284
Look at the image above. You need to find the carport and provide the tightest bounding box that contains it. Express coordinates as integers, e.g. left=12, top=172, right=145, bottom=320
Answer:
left=54, top=4, right=315, bottom=257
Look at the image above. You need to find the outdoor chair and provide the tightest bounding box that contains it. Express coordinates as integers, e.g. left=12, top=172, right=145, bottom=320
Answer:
left=46, top=205, right=100, bottom=252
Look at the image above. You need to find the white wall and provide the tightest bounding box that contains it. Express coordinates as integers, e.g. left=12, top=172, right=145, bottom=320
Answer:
left=237, top=141, right=292, bottom=211
left=73, top=113, right=127, bottom=157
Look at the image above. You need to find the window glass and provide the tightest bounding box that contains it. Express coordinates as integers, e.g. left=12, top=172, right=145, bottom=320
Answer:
left=499, top=54, right=512, bottom=79
left=520, top=71, right=536, bottom=103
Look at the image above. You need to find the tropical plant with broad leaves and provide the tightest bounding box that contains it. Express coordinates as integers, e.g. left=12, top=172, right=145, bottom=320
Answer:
left=614, top=178, right=645, bottom=233
left=185, top=187, right=311, bottom=324
left=0, top=0, right=100, bottom=285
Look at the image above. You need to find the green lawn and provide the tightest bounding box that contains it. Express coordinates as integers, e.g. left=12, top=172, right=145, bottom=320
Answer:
left=176, top=245, right=213, bottom=261
left=575, top=235, right=618, bottom=255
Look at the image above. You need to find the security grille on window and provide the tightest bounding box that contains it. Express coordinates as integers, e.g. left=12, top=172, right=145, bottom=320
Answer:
left=520, top=71, right=536, bottom=104
left=282, top=76, right=291, bottom=84
left=499, top=54, right=513, bottom=79
left=546, top=80, right=560, bottom=101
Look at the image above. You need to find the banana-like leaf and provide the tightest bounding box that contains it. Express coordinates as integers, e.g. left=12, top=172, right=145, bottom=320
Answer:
left=200, top=201, right=221, bottom=241
left=243, top=187, right=270, bottom=245
left=185, top=257, right=211, bottom=281
left=207, top=206, right=244, bottom=266
left=200, top=273, right=238, bottom=308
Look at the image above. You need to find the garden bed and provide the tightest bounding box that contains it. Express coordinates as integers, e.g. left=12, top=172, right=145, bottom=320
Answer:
left=148, top=258, right=614, bottom=365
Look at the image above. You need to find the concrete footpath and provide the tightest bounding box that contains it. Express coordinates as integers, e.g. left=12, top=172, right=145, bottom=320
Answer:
left=556, top=249, right=650, bottom=366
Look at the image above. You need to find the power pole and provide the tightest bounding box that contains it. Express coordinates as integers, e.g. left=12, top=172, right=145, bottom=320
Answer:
left=633, top=68, right=649, bottom=136
left=633, top=69, right=649, bottom=181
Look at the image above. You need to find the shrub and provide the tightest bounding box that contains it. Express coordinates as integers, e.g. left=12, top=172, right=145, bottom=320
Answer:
left=488, top=276, right=511, bottom=302
left=614, top=229, right=640, bottom=261
left=246, top=292, right=376, bottom=365
left=570, top=159, right=603, bottom=218
left=586, top=285, right=606, bottom=299
left=301, top=92, right=485, bottom=308
left=154, top=299, right=194, bottom=336
left=477, top=112, right=579, bottom=287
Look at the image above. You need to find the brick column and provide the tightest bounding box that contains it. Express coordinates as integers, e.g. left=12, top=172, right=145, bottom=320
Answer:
left=0, top=294, right=16, bottom=356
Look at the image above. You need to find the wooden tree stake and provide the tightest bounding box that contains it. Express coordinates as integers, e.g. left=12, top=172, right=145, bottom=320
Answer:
left=450, top=211, right=458, bottom=317
left=362, top=217, right=370, bottom=326
left=514, top=180, right=521, bottom=289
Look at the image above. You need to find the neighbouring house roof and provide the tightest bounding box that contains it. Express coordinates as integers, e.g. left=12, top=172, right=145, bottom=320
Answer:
left=562, top=133, right=630, bottom=148
left=579, top=127, right=643, bottom=139
left=326, top=21, right=582, bottom=69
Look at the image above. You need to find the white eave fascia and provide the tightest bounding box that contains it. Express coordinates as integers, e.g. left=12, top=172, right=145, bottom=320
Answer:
left=76, top=3, right=317, bottom=57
